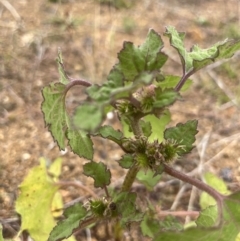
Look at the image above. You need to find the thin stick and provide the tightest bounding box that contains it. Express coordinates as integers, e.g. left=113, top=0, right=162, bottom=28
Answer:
left=185, top=186, right=198, bottom=224
left=0, top=0, right=21, bottom=21
left=57, top=181, right=99, bottom=199
left=170, top=182, right=187, bottom=210
left=158, top=210, right=199, bottom=219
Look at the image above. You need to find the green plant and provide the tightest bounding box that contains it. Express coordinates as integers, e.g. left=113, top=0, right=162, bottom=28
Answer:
left=14, top=26, right=240, bottom=240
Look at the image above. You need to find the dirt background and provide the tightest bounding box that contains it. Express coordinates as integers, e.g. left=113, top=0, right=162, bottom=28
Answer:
left=0, top=0, right=240, bottom=240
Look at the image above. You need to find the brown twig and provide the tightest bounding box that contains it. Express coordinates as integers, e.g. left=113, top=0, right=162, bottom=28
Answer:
left=57, top=181, right=99, bottom=199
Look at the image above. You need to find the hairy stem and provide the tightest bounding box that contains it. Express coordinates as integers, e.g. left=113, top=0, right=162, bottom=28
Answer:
left=121, top=117, right=143, bottom=192
left=129, top=116, right=143, bottom=137
left=163, top=164, right=224, bottom=225
left=121, top=163, right=141, bottom=192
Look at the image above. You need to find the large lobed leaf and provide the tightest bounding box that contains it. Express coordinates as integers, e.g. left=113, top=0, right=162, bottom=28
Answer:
left=15, top=161, right=59, bottom=241
left=42, top=83, right=94, bottom=160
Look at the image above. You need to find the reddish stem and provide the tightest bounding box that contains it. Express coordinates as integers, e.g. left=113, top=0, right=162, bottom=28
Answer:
left=163, top=164, right=224, bottom=224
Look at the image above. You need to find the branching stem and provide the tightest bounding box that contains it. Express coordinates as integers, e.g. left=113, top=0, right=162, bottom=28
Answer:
left=174, top=71, right=194, bottom=92
left=63, top=79, right=92, bottom=98
left=163, top=164, right=224, bottom=225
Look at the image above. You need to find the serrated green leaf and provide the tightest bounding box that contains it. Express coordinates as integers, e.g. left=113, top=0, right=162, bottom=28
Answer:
left=67, top=129, right=93, bottom=160
left=83, top=162, right=111, bottom=188
left=95, top=125, right=123, bottom=144
left=42, top=83, right=69, bottom=150
left=57, top=51, right=69, bottom=85
left=136, top=169, right=161, bottom=191
left=153, top=88, right=180, bottom=109
left=164, top=26, right=192, bottom=72
left=113, top=192, right=144, bottom=226
left=144, top=110, right=171, bottom=143
left=191, top=39, right=240, bottom=72
left=118, top=154, right=134, bottom=169
left=160, top=215, right=183, bottom=231
left=73, top=104, right=103, bottom=132
left=140, top=120, right=152, bottom=138
left=196, top=205, right=218, bottom=228
left=140, top=215, right=160, bottom=238
left=154, top=192, right=240, bottom=241
left=164, top=120, right=198, bottom=155
left=87, top=68, right=124, bottom=102
left=200, top=172, right=231, bottom=209
left=117, top=29, right=167, bottom=81
left=164, top=26, right=240, bottom=73
left=158, top=75, right=192, bottom=92
left=15, top=163, right=59, bottom=241
left=48, top=203, right=88, bottom=241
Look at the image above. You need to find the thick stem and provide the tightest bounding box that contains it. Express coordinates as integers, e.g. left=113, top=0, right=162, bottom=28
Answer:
left=121, top=117, right=143, bottom=192
left=130, top=116, right=143, bottom=137
left=163, top=164, right=224, bottom=225
left=121, top=164, right=140, bottom=192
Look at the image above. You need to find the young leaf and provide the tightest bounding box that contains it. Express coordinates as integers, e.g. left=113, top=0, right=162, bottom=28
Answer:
left=48, top=203, right=88, bottom=241
left=95, top=125, right=123, bottom=144
left=83, top=162, right=111, bottom=188
left=164, top=120, right=198, bottom=155
left=117, top=29, right=168, bottom=81
left=136, top=169, right=161, bottom=191
left=15, top=162, right=59, bottom=241
left=42, top=83, right=69, bottom=150
left=118, top=154, right=134, bottom=169
left=67, top=129, right=93, bottom=160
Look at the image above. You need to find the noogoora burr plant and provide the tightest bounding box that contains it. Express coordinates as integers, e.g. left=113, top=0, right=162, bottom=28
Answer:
left=40, top=26, right=240, bottom=240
